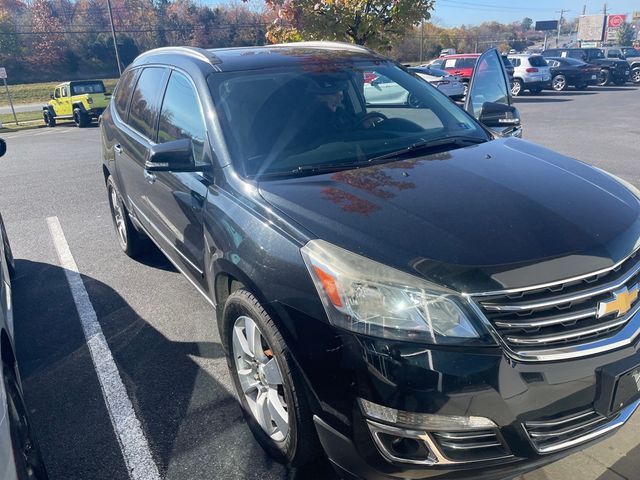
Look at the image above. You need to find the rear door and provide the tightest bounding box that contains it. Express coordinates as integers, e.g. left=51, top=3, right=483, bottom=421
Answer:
left=144, top=69, right=211, bottom=286
left=465, top=48, right=522, bottom=137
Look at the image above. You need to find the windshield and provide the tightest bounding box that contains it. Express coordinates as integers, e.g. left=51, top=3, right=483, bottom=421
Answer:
left=209, top=61, right=487, bottom=178
left=71, top=81, right=106, bottom=95
left=411, top=67, right=449, bottom=77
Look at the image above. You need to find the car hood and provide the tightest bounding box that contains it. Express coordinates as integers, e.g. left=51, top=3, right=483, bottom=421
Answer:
left=258, top=138, right=640, bottom=293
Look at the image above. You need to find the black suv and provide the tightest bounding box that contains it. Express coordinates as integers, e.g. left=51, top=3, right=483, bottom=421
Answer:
left=542, top=47, right=630, bottom=85
left=101, top=43, right=640, bottom=480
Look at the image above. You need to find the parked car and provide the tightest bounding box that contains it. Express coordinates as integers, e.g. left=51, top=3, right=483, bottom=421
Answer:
left=542, top=48, right=630, bottom=85
left=408, top=66, right=465, bottom=99
left=102, top=43, right=640, bottom=480
left=0, top=139, right=49, bottom=480
left=42, top=80, right=111, bottom=128
left=501, top=54, right=515, bottom=85
left=618, top=47, right=640, bottom=84
left=544, top=57, right=600, bottom=90
left=362, top=73, right=421, bottom=106
left=507, top=54, right=551, bottom=96
left=428, top=53, right=479, bottom=95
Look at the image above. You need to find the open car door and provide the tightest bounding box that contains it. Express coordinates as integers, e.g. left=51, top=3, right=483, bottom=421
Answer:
left=465, top=48, right=522, bottom=138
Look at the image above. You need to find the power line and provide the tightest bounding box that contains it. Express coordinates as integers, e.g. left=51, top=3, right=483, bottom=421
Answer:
left=438, top=0, right=555, bottom=12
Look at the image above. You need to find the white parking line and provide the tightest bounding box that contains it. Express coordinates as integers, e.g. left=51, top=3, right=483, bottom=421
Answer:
left=47, top=216, right=161, bottom=480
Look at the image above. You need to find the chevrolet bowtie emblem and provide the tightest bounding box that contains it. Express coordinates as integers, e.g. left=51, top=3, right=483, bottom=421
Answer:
left=597, top=285, right=639, bottom=319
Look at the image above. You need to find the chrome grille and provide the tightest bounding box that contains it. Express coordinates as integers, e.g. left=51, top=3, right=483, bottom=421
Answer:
left=472, top=249, right=640, bottom=359
left=524, top=409, right=609, bottom=453
left=431, top=430, right=509, bottom=462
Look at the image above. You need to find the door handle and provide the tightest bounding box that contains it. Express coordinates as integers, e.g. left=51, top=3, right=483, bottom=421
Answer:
left=144, top=170, right=156, bottom=184
left=114, top=144, right=123, bottom=155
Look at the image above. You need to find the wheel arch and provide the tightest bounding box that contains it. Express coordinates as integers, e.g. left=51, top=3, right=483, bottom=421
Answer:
left=1, top=328, right=16, bottom=369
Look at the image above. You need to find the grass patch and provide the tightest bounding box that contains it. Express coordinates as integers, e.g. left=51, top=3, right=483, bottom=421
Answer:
left=1, top=78, right=118, bottom=105
left=0, top=110, right=42, bottom=125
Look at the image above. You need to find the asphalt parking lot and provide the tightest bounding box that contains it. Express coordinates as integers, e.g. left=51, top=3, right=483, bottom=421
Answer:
left=0, top=84, right=639, bottom=480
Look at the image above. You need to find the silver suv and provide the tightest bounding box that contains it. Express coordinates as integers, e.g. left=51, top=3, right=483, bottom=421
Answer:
left=507, top=54, right=551, bottom=96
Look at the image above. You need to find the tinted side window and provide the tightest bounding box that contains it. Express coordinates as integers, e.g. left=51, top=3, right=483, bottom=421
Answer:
left=459, top=58, right=478, bottom=69
left=529, top=56, right=548, bottom=67
left=114, top=69, right=139, bottom=120
left=158, top=71, right=207, bottom=165
left=510, top=58, right=521, bottom=67
left=128, top=67, right=166, bottom=139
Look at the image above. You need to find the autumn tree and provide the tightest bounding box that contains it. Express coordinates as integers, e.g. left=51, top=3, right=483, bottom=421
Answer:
left=28, top=0, right=64, bottom=67
left=264, top=0, right=435, bottom=50
left=618, top=22, right=635, bottom=47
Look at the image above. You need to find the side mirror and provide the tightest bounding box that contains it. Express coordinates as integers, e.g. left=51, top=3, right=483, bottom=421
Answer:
left=0, top=139, right=6, bottom=157
left=479, top=102, right=521, bottom=128
left=145, top=138, right=202, bottom=172
left=50, top=92, right=55, bottom=99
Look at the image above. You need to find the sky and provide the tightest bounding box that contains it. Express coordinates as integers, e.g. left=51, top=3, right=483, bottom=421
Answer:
left=431, top=0, right=639, bottom=27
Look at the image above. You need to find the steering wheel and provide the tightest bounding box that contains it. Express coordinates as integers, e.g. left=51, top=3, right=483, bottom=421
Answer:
left=358, top=112, right=387, bottom=128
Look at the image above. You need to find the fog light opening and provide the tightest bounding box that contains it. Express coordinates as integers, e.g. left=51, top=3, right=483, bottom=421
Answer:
left=376, top=432, right=433, bottom=463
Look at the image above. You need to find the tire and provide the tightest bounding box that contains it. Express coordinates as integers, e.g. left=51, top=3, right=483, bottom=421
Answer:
left=3, top=362, right=49, bottom=480
left=597, top=69, right=610, bottom=86
left=551, top=74, right=567, bottom=91
left=73, top=108, right=89, bottom=128
left=511, top=79, right=523, bottom=96
left=632, top=67, right=640, bottom=84
left=106, top=176, right=149, bottom=258
left=462, top=82, right=469, bottom=97
left=43, top=112, right=56, bottom=127
left=222, top=289, right=319, bottom=467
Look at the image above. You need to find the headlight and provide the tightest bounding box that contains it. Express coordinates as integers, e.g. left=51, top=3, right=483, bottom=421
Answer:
left=87, top=97, right=93, bottom=104
left=301, top=239, right=488, bottom=344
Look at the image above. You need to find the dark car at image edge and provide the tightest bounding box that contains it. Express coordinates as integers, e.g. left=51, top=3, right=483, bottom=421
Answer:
left=100, top=42, right=640, bottom=480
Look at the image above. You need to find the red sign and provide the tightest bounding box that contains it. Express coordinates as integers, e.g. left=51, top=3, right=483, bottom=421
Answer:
left=608, top=14, right=627, bottom=28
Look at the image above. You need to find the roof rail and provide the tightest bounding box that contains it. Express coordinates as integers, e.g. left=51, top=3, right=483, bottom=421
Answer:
left=135, top=46, right=221, bottom=65
left=269, top=41, right=375, bottom=54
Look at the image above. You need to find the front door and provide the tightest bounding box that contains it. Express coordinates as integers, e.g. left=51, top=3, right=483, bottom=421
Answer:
left=58, top=84, right=72, bottom=116
left=465, top=48, right=523, bottom=137
left=142, top=69, right=210, bottom=287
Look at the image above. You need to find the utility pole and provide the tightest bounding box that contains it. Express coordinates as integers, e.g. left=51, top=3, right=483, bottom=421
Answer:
left=582, top=4, right=586, bottom=15
left=556, top=9, right=570, bottom=47
left=419, top=20, right=424, bottom=64
left=603, top=3, right=607, bottom=15
left=106, top=0, right=122, bottom=75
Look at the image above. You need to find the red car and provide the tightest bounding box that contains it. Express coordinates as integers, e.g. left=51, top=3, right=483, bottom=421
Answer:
left=429, top=53, right=479, bottom=80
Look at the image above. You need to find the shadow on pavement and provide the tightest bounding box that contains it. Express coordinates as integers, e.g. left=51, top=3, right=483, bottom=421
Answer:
left=12, top=258, right=339, bottom=480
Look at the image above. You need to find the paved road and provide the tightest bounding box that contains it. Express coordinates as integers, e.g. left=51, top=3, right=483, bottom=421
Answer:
left=0, top=102, right=42, bottom=115
left=0, top=85, right=638, bottom=480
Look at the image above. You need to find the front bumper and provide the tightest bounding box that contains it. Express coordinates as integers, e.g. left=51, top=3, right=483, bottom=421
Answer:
left=282, top=303, right=640, bottom=480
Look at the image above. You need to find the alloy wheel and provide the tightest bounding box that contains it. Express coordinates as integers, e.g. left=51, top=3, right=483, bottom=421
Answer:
left=109, top=186, right=128, bottom=250
left=552, top=76, right=566, bottom=91
left=232, top=315, right=289, bottom=442
left=511, top=80, right=522, bottom=96
left=633, top=68, right=640, bottom=84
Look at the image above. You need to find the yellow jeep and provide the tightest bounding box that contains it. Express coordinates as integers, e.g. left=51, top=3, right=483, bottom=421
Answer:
left=43, top=80, right=111, bottom=128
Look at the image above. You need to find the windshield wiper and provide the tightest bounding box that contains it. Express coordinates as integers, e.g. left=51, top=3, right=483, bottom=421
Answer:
left=253, top=136, right=488, bottom=180
left=366, top=136, right=488, bottom=163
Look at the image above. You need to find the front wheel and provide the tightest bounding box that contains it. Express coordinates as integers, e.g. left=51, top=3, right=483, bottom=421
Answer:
left=551, top=75, right=567, bottom=91
left=223, top=289, right=319, bottom=467
left=43, top=112, right=56, bottom=127
left=632, top=67, right=640, bottom=84
left=597, top=69, right=610, bottom=86
left=511, top=79, right=523, bottom=96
